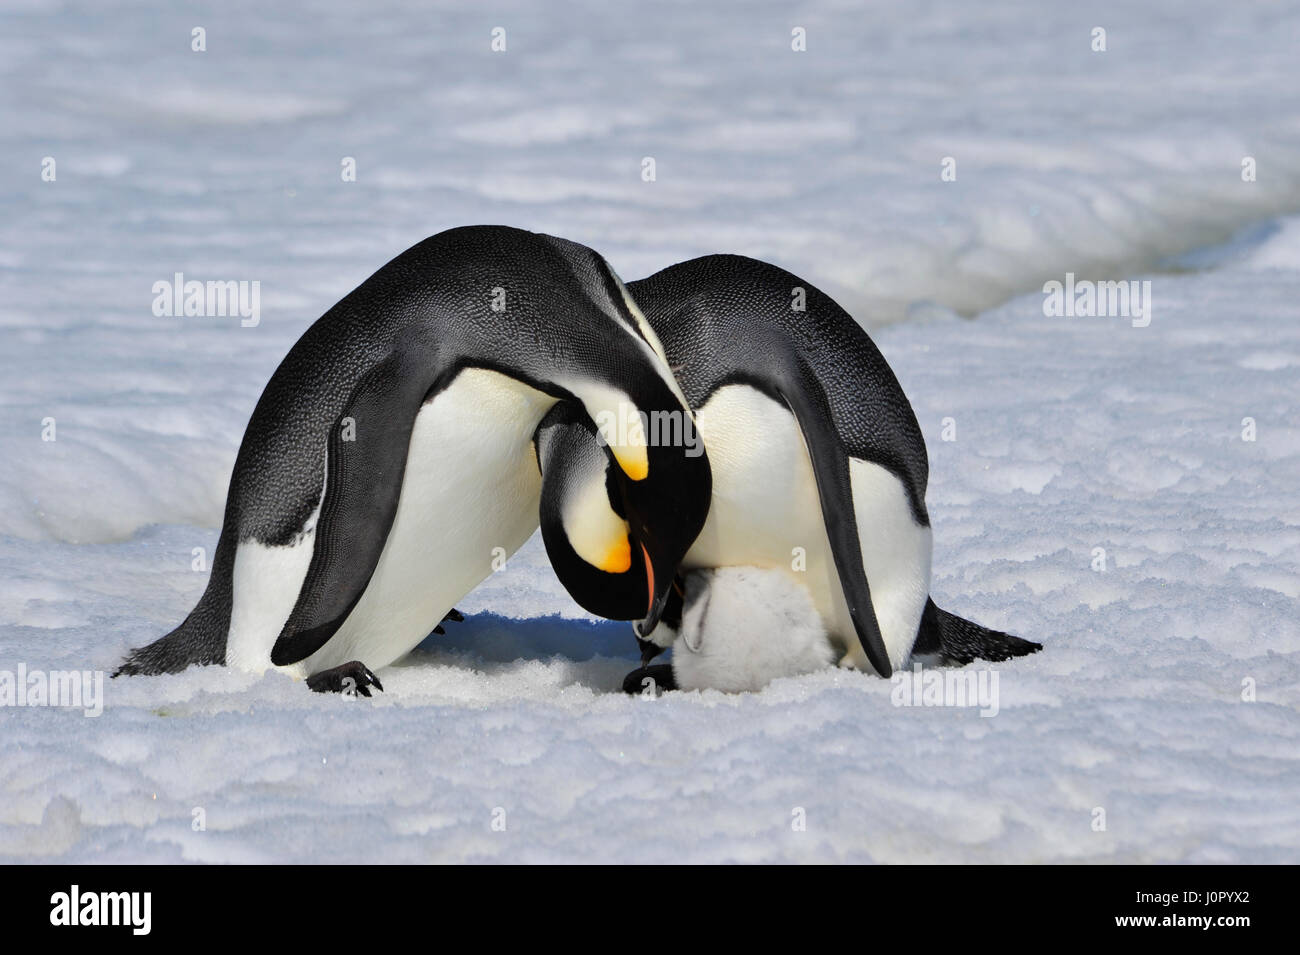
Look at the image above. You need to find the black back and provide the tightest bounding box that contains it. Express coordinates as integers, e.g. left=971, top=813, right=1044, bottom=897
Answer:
left=236, top=225, right=674, bottom=544
left=628, top=254, right=929, bottom=525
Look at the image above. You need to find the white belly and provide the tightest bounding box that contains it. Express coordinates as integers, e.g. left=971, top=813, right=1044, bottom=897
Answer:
left=227, top=368, right=555, bottom=677
left=684, top=384, right=931, bottom=674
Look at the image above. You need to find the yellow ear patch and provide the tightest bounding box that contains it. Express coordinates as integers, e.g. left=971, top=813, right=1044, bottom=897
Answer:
left=612, top=444, right=649, bottom=481
left=563, top=477, right=634, bottom=576
left=600, top=535, right=633, bottom=574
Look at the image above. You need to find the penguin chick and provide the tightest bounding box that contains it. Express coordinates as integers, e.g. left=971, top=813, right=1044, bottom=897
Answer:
left=672, top=567, right=836, bottom=693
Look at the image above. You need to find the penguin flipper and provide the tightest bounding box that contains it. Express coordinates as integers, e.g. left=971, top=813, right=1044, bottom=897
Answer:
left=775, top=369, right=894, bottom=678
left=115, top=527, right=237, bottom=676
left=270, top=342, right=443, bottom=668
left=914, top=598, right=1041, bottom=665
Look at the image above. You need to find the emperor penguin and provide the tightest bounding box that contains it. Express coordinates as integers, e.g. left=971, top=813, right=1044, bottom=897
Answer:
left=534, top=254, right=1039, bottom=690
left=116, top=226, right=712, bottom=693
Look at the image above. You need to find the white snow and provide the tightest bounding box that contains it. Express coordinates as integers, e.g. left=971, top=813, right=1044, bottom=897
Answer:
left=2, top=0, right=1299, bottom=863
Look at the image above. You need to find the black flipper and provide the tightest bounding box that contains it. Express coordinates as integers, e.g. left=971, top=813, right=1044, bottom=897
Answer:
left=114, top=526, right=236, bottom=676
left=270, top=338, right=444, bottom=667
left=775, top=365, right=894, bottom=677
left=913, top=597, right=1041, bottom=665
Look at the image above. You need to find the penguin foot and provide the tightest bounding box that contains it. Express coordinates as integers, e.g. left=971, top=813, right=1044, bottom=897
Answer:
left=622, top=664, right=676, bottom=696
left=307, top=662, right=384, bottom=697
left=432, top=608, right=465, bottom=635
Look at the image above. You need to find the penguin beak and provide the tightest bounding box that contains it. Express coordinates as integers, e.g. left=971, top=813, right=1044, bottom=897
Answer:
left=636, top=635, right=665, bottom=667
left=639, top=590, right=671, bottom=636
left=636, top=540, right=672, bottom=636
left=616, top=457, right=691, bottom=638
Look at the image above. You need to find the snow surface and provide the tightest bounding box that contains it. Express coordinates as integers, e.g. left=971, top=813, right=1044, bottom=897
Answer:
left=2, top=1, right=1299, bottom=863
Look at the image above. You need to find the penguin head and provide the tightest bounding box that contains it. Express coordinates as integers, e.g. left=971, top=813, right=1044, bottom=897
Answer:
left=535, top=400, right=709, bottom=634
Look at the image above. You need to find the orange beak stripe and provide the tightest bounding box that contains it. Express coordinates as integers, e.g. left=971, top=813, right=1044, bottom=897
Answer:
left=640, top=541, right=655, bottom=619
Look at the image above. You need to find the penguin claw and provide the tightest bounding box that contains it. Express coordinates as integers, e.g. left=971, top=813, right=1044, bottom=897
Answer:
left=622, top=664, right=676, bottom=696
left=307, top=661, right=384, bottom=697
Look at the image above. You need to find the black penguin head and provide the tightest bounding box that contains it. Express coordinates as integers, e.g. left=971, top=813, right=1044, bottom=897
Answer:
left=535, top=400, right=710, bottom=633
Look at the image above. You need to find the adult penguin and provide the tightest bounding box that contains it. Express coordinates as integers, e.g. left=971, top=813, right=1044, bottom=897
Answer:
left=533, top=255, right=1039, bottom=690
left=116, top=226, right=711, bottom=693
